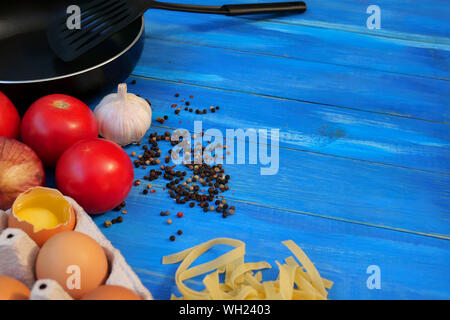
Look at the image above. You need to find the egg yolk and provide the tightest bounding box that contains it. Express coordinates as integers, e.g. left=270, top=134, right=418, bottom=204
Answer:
left=15, top=207, right=61, bottom=231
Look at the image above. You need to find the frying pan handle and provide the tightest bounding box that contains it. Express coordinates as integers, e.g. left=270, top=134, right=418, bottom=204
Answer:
left=148, top=1, right=306, bottom=15
left=222, top=2, right=306, bottom=15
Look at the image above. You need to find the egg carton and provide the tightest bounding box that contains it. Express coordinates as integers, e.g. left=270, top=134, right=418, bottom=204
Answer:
left=0, top=196, right=152, bottom=300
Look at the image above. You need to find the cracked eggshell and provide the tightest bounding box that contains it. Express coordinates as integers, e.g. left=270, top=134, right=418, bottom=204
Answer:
left=8, top=187, right=76, bottom=247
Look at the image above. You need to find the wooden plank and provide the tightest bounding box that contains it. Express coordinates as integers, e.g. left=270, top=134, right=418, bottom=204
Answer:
left=74, top=83, right=450, bottom=243
left=144, top=11, right=450, bottom=80
left=91, top=191, right=450, bottom=300
left=132, top=39, right=450, bottom=123
left=85, top=76, right=450, bottom=237
left=118, top=124, right=450, bottom=239
left=147, top=0, right=450, bottom=41
left=124, top=77, right=450, bottom=174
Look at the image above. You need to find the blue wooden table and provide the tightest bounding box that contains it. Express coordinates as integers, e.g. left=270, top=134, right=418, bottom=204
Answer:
left=83, top=1, right=449, bottom=299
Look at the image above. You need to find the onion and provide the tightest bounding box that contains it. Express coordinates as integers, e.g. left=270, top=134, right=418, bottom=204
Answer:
left=0, top=137, right=45, bottom=210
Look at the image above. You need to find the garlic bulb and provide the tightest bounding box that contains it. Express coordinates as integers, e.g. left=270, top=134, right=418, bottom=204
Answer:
left=94, top=83, right=152, bottom=146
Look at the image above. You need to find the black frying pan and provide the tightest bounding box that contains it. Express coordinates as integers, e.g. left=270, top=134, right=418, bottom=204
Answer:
left=0, top=0, right=305, bottom=113
left=0, top=0, right=145, bottom=113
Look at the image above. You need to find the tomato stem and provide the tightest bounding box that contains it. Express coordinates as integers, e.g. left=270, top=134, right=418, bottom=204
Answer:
left=52, top=101, right=70, bottom=109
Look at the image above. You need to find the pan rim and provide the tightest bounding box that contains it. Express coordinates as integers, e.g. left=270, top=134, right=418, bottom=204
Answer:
left=0, top=16, right=145, bottom=84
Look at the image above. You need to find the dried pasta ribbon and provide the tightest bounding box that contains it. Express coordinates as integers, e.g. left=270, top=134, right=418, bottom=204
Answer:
left=162, top=238, right=333, bottom=300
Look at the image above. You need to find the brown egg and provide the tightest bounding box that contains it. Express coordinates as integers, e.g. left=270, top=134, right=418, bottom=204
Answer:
left=35, top=231, right=109, bottom=299
left=0, top=276, right=30, bottom=300
left=82, top=285, right=142, bottom=300
left=9, top=187, right=76, bottom=247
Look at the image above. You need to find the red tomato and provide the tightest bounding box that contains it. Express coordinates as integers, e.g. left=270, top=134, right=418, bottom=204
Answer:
left=21, top=94, right=98, bottom=167
left=55, top=138, right=134, bottom=214
left=0, top=91, right=21, bottom=139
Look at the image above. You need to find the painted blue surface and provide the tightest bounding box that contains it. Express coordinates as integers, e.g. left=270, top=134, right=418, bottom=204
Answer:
left=76, top=3, right=449, bottom=299
left=147, top=0, right=450, bottom=41
left=125, top=78, right=450, bottom=174
left=144, top=10, right=450, bottom=80
left=134, top=39, right=450, bottom=123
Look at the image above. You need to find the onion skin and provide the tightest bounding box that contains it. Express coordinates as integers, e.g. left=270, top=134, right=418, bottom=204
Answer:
left=0, top=137, right=45, bottom=210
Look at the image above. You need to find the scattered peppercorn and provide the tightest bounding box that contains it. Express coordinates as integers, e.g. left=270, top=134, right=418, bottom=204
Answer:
left=104, top=220, right=112, bottom=228
left=156, top=116, right=165, bottom=124
left=124, top=98, right=235, bottom=232
left=170, top=235, right=176, bottom=241
left=112, top=216, right=123, bottom=224
left=177, top=230, right=183, bottom=235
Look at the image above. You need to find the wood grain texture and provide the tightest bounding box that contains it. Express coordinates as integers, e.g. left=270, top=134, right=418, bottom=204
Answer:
left=102, top=122, right=449, bottom=239
left=133, top=39, right=450, bottom=123
left=126, top=77, right=450, bottom=175
left=144, top=11, right=450, bottom=80
left=91, top=183, right=450, bottom=300
left=146, top=0, right=450, bottom=41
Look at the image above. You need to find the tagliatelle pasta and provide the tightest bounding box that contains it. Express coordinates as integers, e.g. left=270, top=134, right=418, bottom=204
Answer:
left=162, top=238, right=333, bottom=300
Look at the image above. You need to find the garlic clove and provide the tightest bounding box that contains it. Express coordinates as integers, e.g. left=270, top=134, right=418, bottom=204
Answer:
left=94, top=83, right=152, bottom=146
